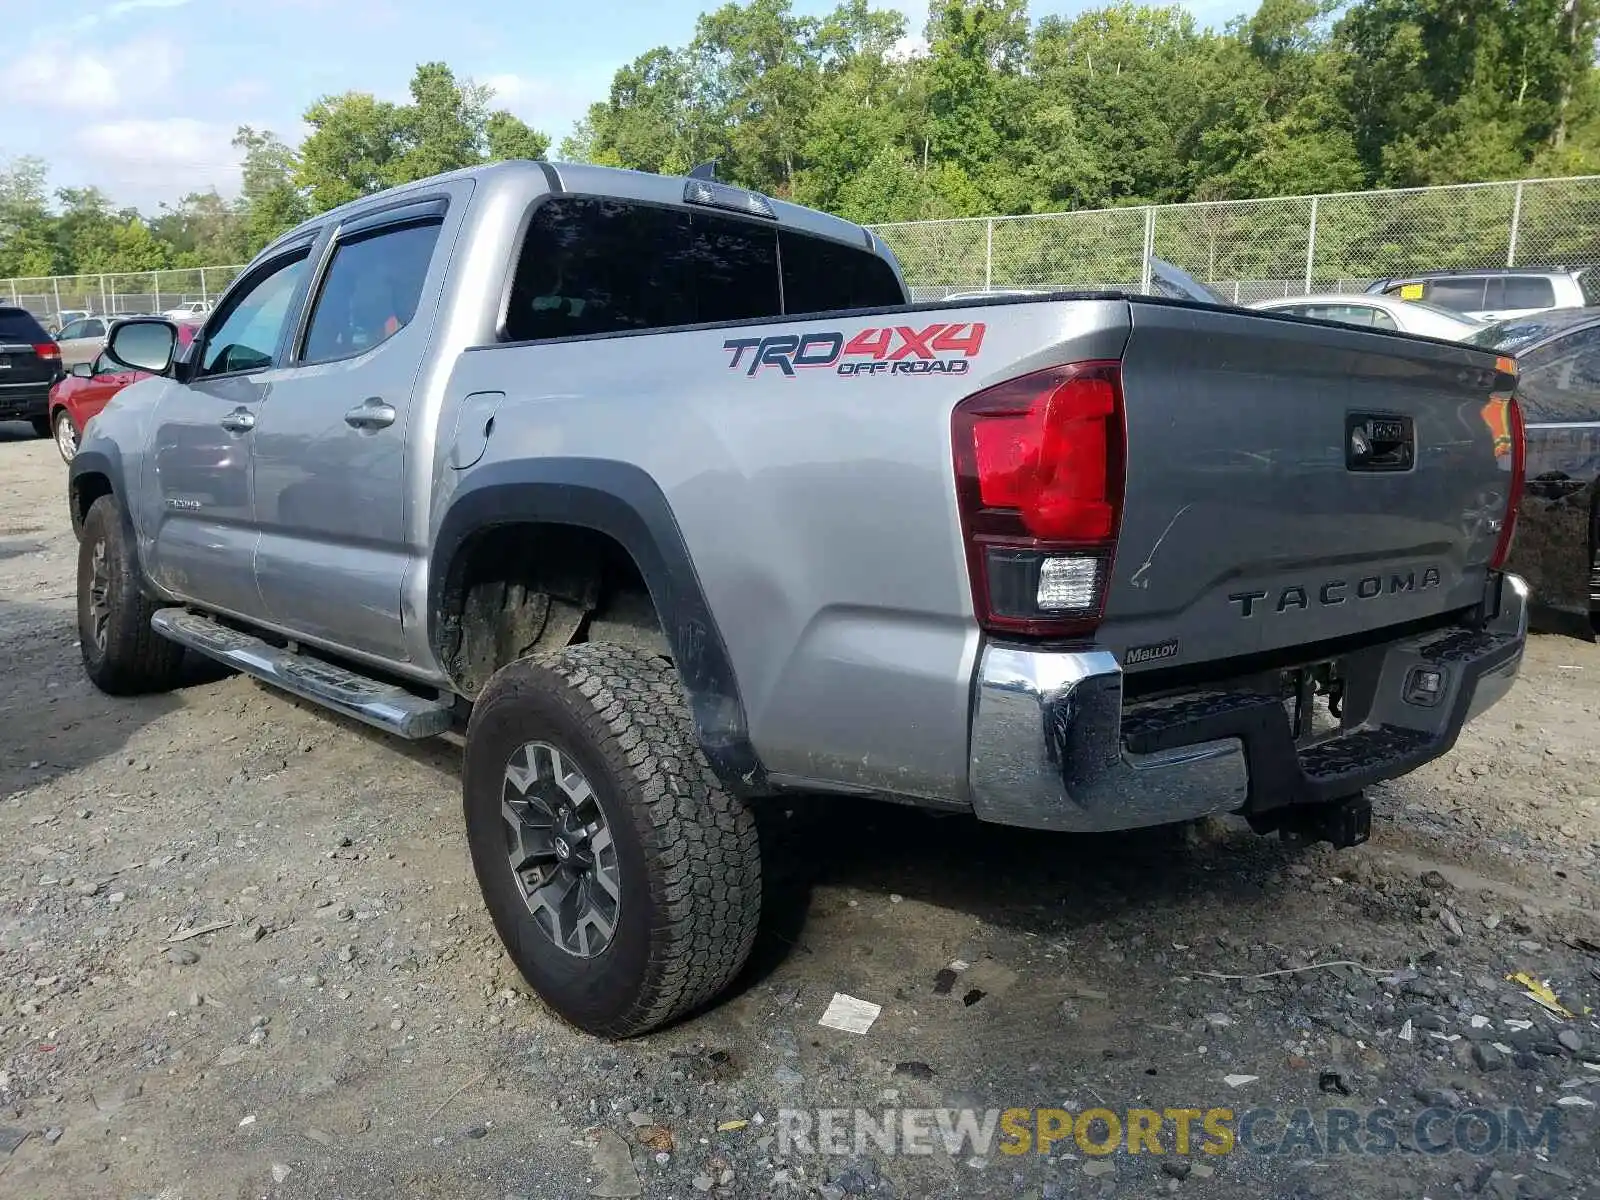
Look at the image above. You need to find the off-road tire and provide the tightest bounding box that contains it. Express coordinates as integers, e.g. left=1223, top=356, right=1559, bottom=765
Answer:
left=77, top=495, right=186, bottom=695
left=463, top=642, right=762, bottom=1037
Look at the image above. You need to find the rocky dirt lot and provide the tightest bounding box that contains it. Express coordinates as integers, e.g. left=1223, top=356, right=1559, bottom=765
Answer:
left=0, top=423, right=1597, bottom=1200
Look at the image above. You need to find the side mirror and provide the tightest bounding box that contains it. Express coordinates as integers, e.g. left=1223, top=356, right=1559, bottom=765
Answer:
left=70, top=362, right=93, bottom=379
left=105, top=318, right=179, bottom=376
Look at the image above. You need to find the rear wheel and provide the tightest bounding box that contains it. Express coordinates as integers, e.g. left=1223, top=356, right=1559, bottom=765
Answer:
left=463, top=642, right=762, bottom=1037
left=77, top=495, right=186, bottom=695
left=52, top=408, right=78, bottom=462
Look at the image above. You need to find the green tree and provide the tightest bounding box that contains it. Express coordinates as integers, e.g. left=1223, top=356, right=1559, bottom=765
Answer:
left=392, top=62, right=492, bottom=182
left=687, top=0, right=824, bottom=193
left=922, top=0, right=1032, bottom=208
left=297, top=92, right=407, bottom=210
left=235, top=126, right=310, bottom=251
left=485, top=111, right=551, bottom=162
left=151, top=190, right=253, bottom=267
left=0, top=157, right=60, bottom=277
left=568, top=48, right=701, bottom=173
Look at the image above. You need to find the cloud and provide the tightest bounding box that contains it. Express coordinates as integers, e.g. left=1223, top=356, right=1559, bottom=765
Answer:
left=1, top=38, right=179, bottom=111
left=887, top=33, right=929, bottom=62
left=106, top=0, right=196, bottom=14
left=65, top=0, right=196, bottom=33
left=479, top=70, right=608, bottom=138
left=73, top=119, right=243, bottom=199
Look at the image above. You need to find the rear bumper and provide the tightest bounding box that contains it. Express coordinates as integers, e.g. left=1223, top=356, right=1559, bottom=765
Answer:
left=968, top=573, right=1529, bottom=832
left=0, top=381, right=53, bottom=420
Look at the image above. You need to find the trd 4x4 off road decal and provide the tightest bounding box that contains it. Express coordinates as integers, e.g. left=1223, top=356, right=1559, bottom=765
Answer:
left=722, top=323, right=987, bottom=378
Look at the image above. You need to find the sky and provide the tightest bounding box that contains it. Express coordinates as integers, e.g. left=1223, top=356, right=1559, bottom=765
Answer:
left=0, top=0, right=1251, bottom=213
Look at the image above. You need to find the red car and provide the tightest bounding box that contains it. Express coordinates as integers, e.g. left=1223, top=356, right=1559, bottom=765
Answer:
left=49, top=321, right=198, bottom=462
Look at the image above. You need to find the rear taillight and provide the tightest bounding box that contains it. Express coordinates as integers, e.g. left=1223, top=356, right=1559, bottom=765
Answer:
left=952, top=361, right=1126, bottom=637
left=1489, top=392, right=1525, bottom=570
left=34, top=342, right=59, bottom=362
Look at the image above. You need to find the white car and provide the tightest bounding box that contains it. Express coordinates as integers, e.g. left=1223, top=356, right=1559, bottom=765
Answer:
left=162, top=300, right=212, bottom=320
left=1250, top=293, right=1484, bottom=341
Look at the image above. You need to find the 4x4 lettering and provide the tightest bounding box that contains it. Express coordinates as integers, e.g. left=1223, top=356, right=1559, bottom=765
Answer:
left=932, top=323, right=986, bottom=356
left=888, top=324, right=946, bottom=361
left=844, top=328, right=893, bottom=360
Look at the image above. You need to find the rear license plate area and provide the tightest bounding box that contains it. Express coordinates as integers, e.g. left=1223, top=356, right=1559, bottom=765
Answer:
left=1282, top=661, right=1344, bottom=746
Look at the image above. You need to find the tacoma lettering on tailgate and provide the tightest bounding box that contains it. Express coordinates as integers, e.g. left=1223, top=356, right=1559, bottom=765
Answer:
left=1229, top=567, right=1442, bottom=617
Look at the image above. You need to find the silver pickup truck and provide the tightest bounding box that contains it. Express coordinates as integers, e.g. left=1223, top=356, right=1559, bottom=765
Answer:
left=69, top=160, right=1530, bottom=1036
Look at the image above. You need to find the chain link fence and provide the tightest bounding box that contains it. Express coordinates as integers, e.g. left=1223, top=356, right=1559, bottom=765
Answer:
left=0, top=266, right=245, bottom=327
left=870, top=175, right=1600, bottom=302
left=6, top=176, right=1600, bottom=316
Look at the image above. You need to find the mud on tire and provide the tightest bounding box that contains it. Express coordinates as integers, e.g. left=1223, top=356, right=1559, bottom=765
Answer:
left=77, top=495, right=187, bottom=695
left=462, top=642, right=762, bottom=1037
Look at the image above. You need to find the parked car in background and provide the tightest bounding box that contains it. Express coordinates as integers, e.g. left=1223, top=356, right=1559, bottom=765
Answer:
left=163, top=300, right=212, bottom=320
left=1466, top=309, right=1600, bottom=635
left=54, top=316, right=116, bottom=370
left=0, top=306, right=63, bottom=436
left=49, top=309, right=92, bottom=334
left=48, top=321, right=200, bottom=461
left=1250, top=293, right=1485, bottom=341
left=1366, top=267, right=1600, bottom=322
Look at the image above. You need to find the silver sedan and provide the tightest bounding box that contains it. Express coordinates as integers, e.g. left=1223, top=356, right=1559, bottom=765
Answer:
left=1250, top=293, right=1486, bottom=341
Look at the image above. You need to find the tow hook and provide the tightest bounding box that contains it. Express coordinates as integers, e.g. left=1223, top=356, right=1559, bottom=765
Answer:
left=1252, top=793, right=1373, bottom=849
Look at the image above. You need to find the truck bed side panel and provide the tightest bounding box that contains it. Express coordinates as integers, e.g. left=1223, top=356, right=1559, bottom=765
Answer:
left=442, top=300, right=1130, bottom=802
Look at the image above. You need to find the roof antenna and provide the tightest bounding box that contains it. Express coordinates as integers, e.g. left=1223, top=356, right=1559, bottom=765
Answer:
left=687, top=160, right=718, bottom=181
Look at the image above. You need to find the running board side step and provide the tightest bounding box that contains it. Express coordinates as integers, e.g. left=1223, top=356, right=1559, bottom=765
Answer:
left=150, top=609, right=454, bottom=739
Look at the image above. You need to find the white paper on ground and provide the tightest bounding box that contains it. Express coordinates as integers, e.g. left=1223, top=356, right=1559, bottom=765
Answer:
left=819, top=993, right=882, bottom=1035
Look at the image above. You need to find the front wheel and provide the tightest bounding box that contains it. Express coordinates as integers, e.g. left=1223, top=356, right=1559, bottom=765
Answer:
left=30, top=414, right=51, bottom=440
left=77, top=495, right=187, bottom=695
left=51, top=408, right=78, bottom=462
left=463, top=643, right=762, bottom=1037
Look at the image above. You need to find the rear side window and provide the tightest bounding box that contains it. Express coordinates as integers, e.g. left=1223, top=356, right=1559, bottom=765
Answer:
left=1490, top=276, right=1556, bottom=309
left=502, top=196, right=902, bottom=342
left=780, top=229, right=904, bottom=314
left=0, top=308, right=48, bottom=342
left=1423, top=277, right=1487, bottom=311
left=302, top=220, right=441, bottom=363
left=504, top=197, right=778, bottom=341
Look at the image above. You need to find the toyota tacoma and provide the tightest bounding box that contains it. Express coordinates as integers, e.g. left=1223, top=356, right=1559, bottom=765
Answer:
left=69, top=161, right=1529, bottom=1036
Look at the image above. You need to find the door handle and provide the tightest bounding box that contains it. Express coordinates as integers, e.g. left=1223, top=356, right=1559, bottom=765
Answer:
left=219, top=407, right=256, bottom=434
left=345, top=397, right=397, bottom=430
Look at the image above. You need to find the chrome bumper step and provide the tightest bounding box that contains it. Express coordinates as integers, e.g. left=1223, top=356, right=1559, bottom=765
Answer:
left=150, top=609, right=454, bottom=739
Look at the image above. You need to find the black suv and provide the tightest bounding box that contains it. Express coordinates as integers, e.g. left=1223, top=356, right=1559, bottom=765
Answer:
left=0, top=307, right=63, bottom=436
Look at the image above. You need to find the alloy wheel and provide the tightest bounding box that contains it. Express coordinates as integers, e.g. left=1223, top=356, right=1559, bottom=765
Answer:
left=501, top=740, right=621, bottom=958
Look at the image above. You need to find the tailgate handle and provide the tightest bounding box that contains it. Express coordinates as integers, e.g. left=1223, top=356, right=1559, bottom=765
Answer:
left=1346, top=413, right=1414, bottom=472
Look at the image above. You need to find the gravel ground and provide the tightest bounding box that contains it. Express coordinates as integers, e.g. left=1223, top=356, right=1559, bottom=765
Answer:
left=1, top=422, right=1597, bottom=1200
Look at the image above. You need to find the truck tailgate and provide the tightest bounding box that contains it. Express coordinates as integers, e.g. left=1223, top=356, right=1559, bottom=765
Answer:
left=1105, top=301, right=1514, bottom=669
